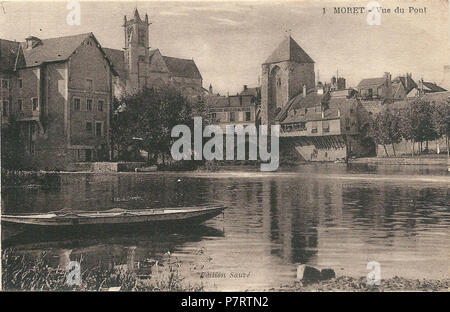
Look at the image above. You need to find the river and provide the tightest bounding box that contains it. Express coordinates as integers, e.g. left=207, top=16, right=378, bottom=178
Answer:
left=2, top=163, right=449, bottom=291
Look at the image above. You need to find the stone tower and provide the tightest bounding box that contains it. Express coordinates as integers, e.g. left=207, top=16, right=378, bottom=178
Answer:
left=260, top=36, right=315, bottom=125
left=123, top=8, right=150, bottom=93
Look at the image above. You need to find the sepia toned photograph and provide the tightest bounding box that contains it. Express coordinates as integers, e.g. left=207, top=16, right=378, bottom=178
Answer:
left=0, top=0, right=449, bottom=295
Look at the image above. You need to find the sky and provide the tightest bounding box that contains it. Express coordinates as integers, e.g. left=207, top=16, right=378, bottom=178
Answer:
left=1, top=0, right=449, bottom=94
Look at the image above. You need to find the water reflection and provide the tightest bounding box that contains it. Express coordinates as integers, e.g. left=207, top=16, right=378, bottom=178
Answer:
left=2, top=165, right=450, bottom=290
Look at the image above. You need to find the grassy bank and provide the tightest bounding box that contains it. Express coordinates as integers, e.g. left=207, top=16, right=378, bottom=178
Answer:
left=1, top=249, right=203, bottom=291
left=274, top=276, right=450, bottom=292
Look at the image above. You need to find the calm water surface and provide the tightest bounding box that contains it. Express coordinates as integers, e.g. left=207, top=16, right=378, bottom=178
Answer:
left=2, top=164, right=450, bottom=290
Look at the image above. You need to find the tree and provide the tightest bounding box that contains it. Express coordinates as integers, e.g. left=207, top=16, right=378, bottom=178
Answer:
left=432, top=100, right=450, bottom=157
left=111, top=86, right=208, bottom=163
left=405, top=99, right=438, bottom=153
left=369, top=109, right=402, bottom=157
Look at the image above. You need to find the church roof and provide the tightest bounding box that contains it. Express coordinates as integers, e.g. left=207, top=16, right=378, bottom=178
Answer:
left=103, top=47, right=127, bottom=78
left=162, top=56, right=202, bottom=80
left=263, top=36, right=314, bottom=64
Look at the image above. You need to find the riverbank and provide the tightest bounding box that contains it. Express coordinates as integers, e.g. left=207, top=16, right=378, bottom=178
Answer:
left=352, top=155, right=449, bottom=166
left=1, top=249, right=203, bottom=291
left=273, top=276, right=450, bottom=292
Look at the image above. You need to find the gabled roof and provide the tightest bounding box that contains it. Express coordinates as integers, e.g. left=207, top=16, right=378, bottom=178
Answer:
left=0, top=39, right=22, bottom=72
left=263, top=36, right=314, bottom=64
left=418, top=81, right=447, bottom=92
left=162, top=56, right=202, bottom=80
left=20, top=33, right=92, bottom=67
left=18, top=33, right=117, bottom=75
left=393, top=75, right=417, bottom=94
left=356, top=77, right=385, bottom=89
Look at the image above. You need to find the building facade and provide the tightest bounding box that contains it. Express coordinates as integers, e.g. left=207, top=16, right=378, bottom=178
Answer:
left=1, top=33, right=115, bottom=169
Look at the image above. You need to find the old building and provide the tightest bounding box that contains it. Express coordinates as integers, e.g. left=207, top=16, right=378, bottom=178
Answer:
left=356, top=72, right=393, bottom=102
left=407, top=79, right=447, bottom=98
left=260, top=36, right=315, bottom=125
left=277, top=88, right=370, bottom=161
left=206, top=85, right=259, bottom=131
left=0, top=33, right=115, bottom=169
left=103, top=9, right=204, bottom=99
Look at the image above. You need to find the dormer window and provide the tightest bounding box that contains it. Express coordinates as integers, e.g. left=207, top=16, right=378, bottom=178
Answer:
left=25, top=36, right=41, bottom=49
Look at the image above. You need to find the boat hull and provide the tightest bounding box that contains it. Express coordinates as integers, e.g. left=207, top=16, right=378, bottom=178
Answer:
left=1, top=206, right=225, bottom=231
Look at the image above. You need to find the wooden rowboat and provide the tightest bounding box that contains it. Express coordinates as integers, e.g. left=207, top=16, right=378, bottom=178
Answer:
left=1, top=205, right=226, bottom=229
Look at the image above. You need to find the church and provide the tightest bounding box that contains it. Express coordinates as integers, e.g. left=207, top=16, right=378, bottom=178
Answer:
left=103, top=9, right=205, bottom=100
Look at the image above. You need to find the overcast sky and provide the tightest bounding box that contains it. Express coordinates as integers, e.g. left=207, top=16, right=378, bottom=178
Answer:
left=1, top=0, right=448, bottom=94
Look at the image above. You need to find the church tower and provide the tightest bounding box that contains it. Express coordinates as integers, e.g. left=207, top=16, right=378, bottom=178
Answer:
left=123, top=8, right=150, bottom=93
left=260, top=36, right=315, bottom=125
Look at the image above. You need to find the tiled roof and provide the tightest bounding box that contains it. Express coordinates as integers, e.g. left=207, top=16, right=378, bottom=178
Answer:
left=207, top=96, right=229, bottom=108
left=0, top=39, right=21, bottom=72
left=418, top=81, right=447, bottom=92
left=356, top=77, right=385, bottom=89
left=263, top=36, right=314, bottom=64
left=162, top=56, right=202, bottom=80
left=240, top=87, right=260, bottom=97
left=280, top=92, right=358, bottom=124
left=103, top=48, right=127, bottom=78
left=20, top=33, right=92, bottom=67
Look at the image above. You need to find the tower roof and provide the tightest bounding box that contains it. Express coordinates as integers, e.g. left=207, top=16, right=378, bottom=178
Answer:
left=263, top=36, right=314, bottom=64
left=133, top=8, right=141, bottom=21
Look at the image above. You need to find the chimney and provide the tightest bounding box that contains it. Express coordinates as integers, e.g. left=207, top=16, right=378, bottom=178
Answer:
left=405, top=73, right=409, bottom=89
left=243, top=85, right=248, bottom=91
left=25, top=36, right=41, bottom=50
left=209, top=84, right=213, bottom=94
left=302, top=85, right=306, bottom=98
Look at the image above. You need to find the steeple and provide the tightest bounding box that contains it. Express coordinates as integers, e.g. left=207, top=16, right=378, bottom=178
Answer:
left=133, top=7, right=141, bottom=21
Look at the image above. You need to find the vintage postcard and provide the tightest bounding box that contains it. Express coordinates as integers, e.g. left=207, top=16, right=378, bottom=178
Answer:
left=0, top=0, right=449, bottom=296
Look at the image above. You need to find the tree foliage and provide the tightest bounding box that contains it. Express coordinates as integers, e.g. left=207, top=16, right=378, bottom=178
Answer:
left=111, top=86, right=207, bottom=162
left=369, top=109, right=402, bottom=156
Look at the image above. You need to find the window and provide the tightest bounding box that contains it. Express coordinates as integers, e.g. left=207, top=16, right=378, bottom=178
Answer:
left=18, top=99, right=23, bottom=111
left=138, top=29, right=145, bottom=45
left=345, top=118, right=351, bottom=131
left=1, top=79, right=9, bottom=89
left=86, top=79, right=93, bottom=90
left=74, top=98, right=81, bottom=111
left=18, top=78, right=23, bottom=89
left=86, top=121, right=92, bottom=132
left=323, top=121, right=330, bottom=133
left=30, top=142, right=35, bottom=155
left=85, top=149, right=92, bottom=162
left=98, top=100, right=104, bottom=112
left=229, top=111, right=235, bottom=122
left=211, top=112, right=217, bottom=120
left=138, top=55, right=145, bottom=62
left=95, top=122, right=102, bottom=137
left=311, top=121, right=318, bottom=133
left=31, top=98, right=39, bottom=111
left=245, top=111, right=251, bottom=121
left=77, top=149, right=82, bottom=161
left=2, top=100, right=8, bottom=116
left=86, top=99, right=93, bottom=111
